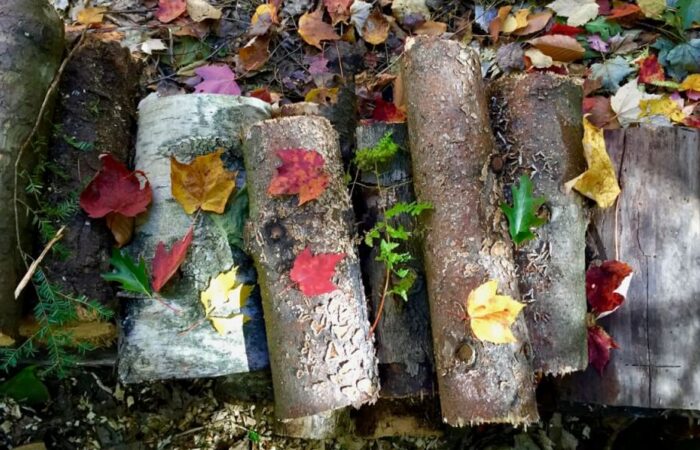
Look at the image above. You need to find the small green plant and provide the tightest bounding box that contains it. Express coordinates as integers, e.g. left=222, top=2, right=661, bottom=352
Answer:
left=353, top=133, right=431, bottom=333
left=101, top=248, right=153, bottom=297
left=500, top=174, right=547, bottom=245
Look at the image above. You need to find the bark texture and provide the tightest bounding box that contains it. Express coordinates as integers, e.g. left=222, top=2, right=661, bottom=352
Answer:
left=355, top=123, right=435, bottom=398
left=0, top=0, right=63, bottom=337
left=44, top=36, right=141, bottom=309
left=402, top=36, right=538, bottom=426
left=243, top=116, right=379, bottom=422
left=119, top=94, right=271, bottom=383
left=562, top=127, right=700, bottom=410
left=490, top=73, right=589, bottom=375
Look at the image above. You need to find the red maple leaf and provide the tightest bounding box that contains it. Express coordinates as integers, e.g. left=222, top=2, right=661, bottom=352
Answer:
left=268, top=148, right=330, bottom=205
left=588, top=324, right=619, bottom=375
left=548, top=23, right=584, bottom=37
left=79, top=154, right=152, bottom=219
left=586, top=260, right=633, bottom=318
left=155, top=0, right=186, bottom=23
left=151, top=226, right=194, bottom=293
left=372, top=99, right=406, bottom=123
left=290, top=247, right=345, bottom=296
left=638, top=54, right=665, bottom=84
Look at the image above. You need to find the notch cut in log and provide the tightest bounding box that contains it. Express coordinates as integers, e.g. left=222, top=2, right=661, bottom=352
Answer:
left=402, top=36, right=538, bottom=426
left=243, top=116, right=379, bottom=429
left=0, top=0, right=63, bottom=338
left=119, top=94, right=271, bottom=383
left=355, top=123, right=435, bottom=398
left=490, top=73, right=589, bottom=375
left=561, top=127, right=700, bottom=410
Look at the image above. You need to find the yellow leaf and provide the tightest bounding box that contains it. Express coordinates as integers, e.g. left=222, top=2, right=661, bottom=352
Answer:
left=200, top=266, right=253, bottom=335
left=77, top=7, right=107, bottom=25
left=251, top=3, right=277, bottom=25
left=680, top=74, right=700, bottom=91
left=639, top=96, right=687, bottom=123
left=637, top=0, right=666, bottom=19
left=171, top=149, right=237, bottom=214
left=0, top=332, right=15, bottom=347
left=467, top=280, right=524, bottom=344
left=503, top=9, right=529, bottom=33
left=565, top=118, right=621, bottom=208
left=305, top=87, right=339, bottom=105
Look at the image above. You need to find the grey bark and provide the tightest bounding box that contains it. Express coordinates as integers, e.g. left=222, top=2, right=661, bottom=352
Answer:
left=490, top=73, right=589, bottom=375
left=402, top=36, right=538, bottom=426
left=119, top=94, right=271, bottom=383
left=243, top=116, right=379, bottom=425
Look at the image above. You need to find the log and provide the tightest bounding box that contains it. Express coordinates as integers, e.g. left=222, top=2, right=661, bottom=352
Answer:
left=43, top=36, right=141, bottom=309
left=119, top=94, right=272, bottom=383
left=0, top=0, right=63, bottom=338
left=243, top=116, right=379, bottom=428
left=489, top=73, right=589, bottom=375
left=402, top=36, right=538, bottom=425
left=561, top=127, right=700, bottom=410
left=355, top=122, right=435, bottom=398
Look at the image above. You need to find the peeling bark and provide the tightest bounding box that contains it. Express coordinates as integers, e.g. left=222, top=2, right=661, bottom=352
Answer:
left=0, top=0, right=63, bottom=338
left=490, top=73, right=589, bottom=375
left=402, top=36, right=538, bottom=426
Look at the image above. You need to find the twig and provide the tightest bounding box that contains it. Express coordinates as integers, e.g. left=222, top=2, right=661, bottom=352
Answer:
left=14, top=226, right=66, bottom=299
left=13, top=30, right=88, bottom=268
left=368, top=265, right=391, bottom=337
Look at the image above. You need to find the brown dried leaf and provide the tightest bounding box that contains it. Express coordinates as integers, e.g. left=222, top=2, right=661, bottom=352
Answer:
left=528, top=34, right=585, bottom=62
left=299, top=8, right=340, bottom=49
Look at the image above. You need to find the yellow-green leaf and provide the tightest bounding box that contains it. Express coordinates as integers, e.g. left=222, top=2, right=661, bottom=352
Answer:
left=171, top=149, right=237, bottom=214
left=467, top=280, right=524, bottom=344
left=565, top=118, right=621, bottom=208
left=680, top=74, right=700, bottom=91
left=639, top=96, right=687, bottom=123
left=200, top=266, right=252, bottom=335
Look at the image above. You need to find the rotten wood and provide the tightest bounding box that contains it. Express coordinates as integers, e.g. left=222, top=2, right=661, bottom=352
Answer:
left=243, top=116, right=379, bottom=426
left=402, top=36, right=538, bottom=426
left=0, top=0, right=63, bottom=338
left=119, top=94, right=271, bottom=383
left=490, top=73, right=589, bottom=375
left=561, top=127, right=700, bottom=410
left=355, top=122, right=435, bottom=398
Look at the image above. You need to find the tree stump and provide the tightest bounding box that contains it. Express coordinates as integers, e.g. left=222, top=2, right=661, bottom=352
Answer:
left=355, top=123, right=435, bottom=398
left=243, top=116, right=379, bottom=432
left=561, top=127, right=700, bottom=410
left=402, top=36, right=538, bottom=426
left=119, top=94, right=271, bottom=383
left=490, top=73, right=589, bottom=375
left=0, top=0, right=63, bottom=339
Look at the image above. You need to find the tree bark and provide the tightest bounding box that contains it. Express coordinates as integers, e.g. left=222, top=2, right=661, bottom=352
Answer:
left=355, top=123, right=435, bottom=398
left=243, top=116, right=379, bottom=425
left=402, top=36, right=538, bottom=426
left=43, top=36, right=141, bottom=310
left=490, top=73, right=589, bottom=375
left=0, top=0, right=63, bottom=338
left=119, top=94, right=271, bottom=383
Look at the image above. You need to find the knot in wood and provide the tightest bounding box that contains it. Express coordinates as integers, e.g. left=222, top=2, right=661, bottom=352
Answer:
left=456, top=342, right=476, bottom=367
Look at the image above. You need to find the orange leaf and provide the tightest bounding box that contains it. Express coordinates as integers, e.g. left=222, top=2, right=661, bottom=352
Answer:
left=324, top=0, right=353, bottom=25
left=489, top=5, right=512, bottom=42
left=171, top=149, right=237, bottom=214
left=105, top=213, right=134, bottom=248
left=528, top=34, right=585, bottom=62
left=249, top=3, right=277, bottom=36
left=414, top=20, right=448, bottom=36
left=299, top=8, right=340, bottom=49
left=363, top=9, right=390, bottom=45
left=155, top=0, right=187, bottom=23
left=606, top=3, right=642, bottom=22
left=268, top=148, right=330, bottom=205
left=513, top=11, right=553, bottom=36
left=152, top=226, right=194, bottom=292
left=239, top=35, right=270, bottom=72
left=77, top=7, right=107, bottom=25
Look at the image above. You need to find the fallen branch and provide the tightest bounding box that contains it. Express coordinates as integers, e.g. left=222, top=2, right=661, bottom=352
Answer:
left=14, top=226, right=66, bottom=299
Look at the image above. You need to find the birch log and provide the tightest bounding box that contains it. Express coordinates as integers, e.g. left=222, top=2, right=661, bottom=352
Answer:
left=402, top=36, right=538, bottom=426
left=119, top=94, right=271, bottom=383
left=490, top=73, right=589, bottom=375
left=0, top=0, right=63, bottom=339
left=243, top=116, right=379, bottom=426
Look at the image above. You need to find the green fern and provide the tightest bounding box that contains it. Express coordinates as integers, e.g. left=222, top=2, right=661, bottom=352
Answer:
left=354, top=132, right=400, bottom=171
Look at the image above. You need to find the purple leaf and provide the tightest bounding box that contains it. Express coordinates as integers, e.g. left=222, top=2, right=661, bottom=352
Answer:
left=306, top=54, right=330, bottom=75
left=588, top=35, right=609, bottom=54
left=193, top=64, right=241, bottom=95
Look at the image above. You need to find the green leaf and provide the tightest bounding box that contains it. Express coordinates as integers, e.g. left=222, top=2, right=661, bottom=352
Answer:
left=211, top=186, right=249, bottom=250
left=102, top=248, right=152, bottom=296
left=584, top=17, right=622, bottom=41
left=384, top=201, right=432, bottom=219
left=0, top=366, right=50, bottom=405
left=386, top=224, right=410, bottom=240
left=389, top=269, right=417, bottom=302
left=677, top=0, right=700, bottom=30
left=354, top=132, right=399, bottom=171
left=247, top=429, right=261, bottom=443
left=589, top=56, right=636, bottom=92
left=365, top=226, right=381, bottom=247
left=500, top=175, right=547, bottom=245
left=664, top=39, right=700, bottom=80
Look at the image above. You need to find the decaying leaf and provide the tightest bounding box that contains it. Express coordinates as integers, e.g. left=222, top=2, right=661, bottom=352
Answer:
left=249, top=3, right=278, bottom=35
left=151, top=226, right=194, bottom=292
left=489, top=5, right=512, bottom=42
left=155, top=0, right=187, bottom=23
left=547, top=0, right=599, bottom=27
left=200, top=266, right=253, bottom=335
left=525, top=48, right=554, bottom=68
left=637, top=0, right=666, bottom=19
left=363, top=9, right=390, bottom=45
left=392, top=0, right=430, bottom=25
left=171, top=149, right=237, bottom=214
left=239, top=35, right=271, bottom=72
left=639, top=96, right=687, bottom=123
left=77, top=7, right=107, bottom=25
left=290, top=247, right=345, bottom=296
left=587, top=260, right=633, bottom=318
left=583, top=96, right=618, bottom=129
left=528, top=34, right=585, bottom=62
left=299, top=9, right=340, bottom=49
left=372, top=98, right=406, bottom=123
left=565, top=118, right=621, bottom=208
left=588, top=324, right=618, bottom=374
left=192, top=64, right=241, bottom=95
left=105, top=212, right=134, bottom=248
left=186, top=0, right=222, bottom=22
left=513, top=11, right=553, bottom=36
left=325, top=0, right=353, bottom=25
left=467, top=280, right=525, bottom=344
left=500, top=175, right=546, bottom=245
left=638, top=54, right=666, bottom=84
left=267, top=148, right=330, bottom=205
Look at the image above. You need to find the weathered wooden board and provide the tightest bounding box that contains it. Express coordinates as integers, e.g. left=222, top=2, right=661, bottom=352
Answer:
left=119, top=94, right=271, bottom=383
left=561, top=127, right=700, bottom=410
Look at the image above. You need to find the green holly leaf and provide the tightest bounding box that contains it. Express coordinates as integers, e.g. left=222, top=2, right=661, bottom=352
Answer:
left=102, top=248, right=152, bottom=297
left=677, top=0, right=700, bottom=30
left=0, top=366, right=50, bottom=405
left=500, top=175, right=547, bottom=245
